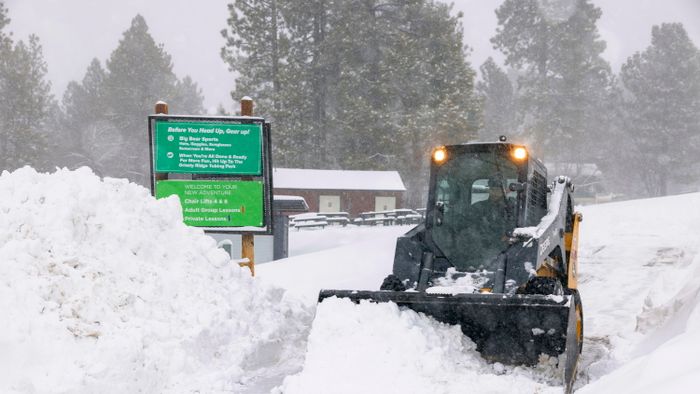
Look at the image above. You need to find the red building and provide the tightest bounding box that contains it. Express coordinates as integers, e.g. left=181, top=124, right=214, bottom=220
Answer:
left=272, top=168, right=406, bottom=218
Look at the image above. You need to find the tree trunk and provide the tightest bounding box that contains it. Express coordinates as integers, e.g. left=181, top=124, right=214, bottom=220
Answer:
left=270, top=0, right=281, bottom=111
left=311, top=0, right=327, bottom=166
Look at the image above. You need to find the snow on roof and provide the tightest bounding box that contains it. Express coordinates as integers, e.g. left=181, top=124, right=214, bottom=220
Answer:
left=273, top=194, right=309, bottom=212
left=545, top=163, right=602, bottom=178
left=274, top=195, right=307, bottom=201
left=273, top=168, right=406, bottom=191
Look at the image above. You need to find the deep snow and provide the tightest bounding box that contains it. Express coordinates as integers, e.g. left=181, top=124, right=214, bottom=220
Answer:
left=574, top=194, right=700, bottom=393
left=1, top=167, right=699, bottom=393
left=261, top=192, right=700, bottom=393
left=0, top=167, right=311, bottom=393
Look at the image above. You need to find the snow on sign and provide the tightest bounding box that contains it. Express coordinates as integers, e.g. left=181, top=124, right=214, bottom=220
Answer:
left=155, top=180, right=263, bottom=227
left=154, top=120, right=262, bottom=175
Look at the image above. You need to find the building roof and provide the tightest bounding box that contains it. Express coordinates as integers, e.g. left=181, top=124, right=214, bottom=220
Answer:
left=273, top=195, right=309, bottom=213
left=273, top=168, right=406, bottom=191
left=545, top=163, right=602, bottom=178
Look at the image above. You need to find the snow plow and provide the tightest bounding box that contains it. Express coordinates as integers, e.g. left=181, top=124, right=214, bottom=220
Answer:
left=319, top=141, right=584, bottom=393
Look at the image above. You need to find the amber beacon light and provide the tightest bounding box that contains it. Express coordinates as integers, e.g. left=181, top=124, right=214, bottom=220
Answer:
left=433, top=147, right=447, bottom=163
left=512, top=146, right=528, bottom=161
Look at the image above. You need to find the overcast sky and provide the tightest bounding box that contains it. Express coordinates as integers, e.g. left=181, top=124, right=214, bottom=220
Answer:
left=5, top=0, right=700, bottom=113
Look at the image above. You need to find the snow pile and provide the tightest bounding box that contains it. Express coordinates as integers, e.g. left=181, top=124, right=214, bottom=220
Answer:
left=277, top=297, right=564, bottom=394
left=426, top=267, right=488, bottom=294
left=579, top=247, right=700, bottom=393
left=572, top=192, right=700, bottom=389
left=0, top=167, right=311, bottom=393
left=6, top=165, right=697, bottom=393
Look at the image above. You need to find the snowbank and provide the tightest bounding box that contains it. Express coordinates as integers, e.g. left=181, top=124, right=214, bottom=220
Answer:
left=573, top=192, right=700, bottom=389
left=0, top=167, right=311, bottom=393
left=578, top=246, right=700, bottom=393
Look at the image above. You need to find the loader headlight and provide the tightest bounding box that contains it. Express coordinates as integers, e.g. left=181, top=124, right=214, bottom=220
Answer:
left=432, top=147, right=447, bottom=164
left=511, top=146, right=528, bottom=161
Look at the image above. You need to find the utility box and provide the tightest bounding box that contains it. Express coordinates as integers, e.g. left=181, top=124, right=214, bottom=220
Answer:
left=272, top=195, right=309, bottom=260
left=210, top=232, right=274, bottom=263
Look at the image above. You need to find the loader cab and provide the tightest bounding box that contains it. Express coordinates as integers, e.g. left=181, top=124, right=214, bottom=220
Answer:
left=426, top=143, right=548, bottom=273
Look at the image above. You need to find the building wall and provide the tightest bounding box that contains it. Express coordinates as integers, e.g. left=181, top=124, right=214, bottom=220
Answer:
left=274, top=188, right=404, bottom=218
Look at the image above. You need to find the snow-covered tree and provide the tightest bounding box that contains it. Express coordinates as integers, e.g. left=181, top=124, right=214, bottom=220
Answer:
left=59, top=15, right=204, bottom=183
left=173, top=76, right=204, bottom=117
left=57, top=59, right=118, bottom=173
left=0, top=3, right=54, bottom=171
left=620, top=23, right=700, bottom=197
left=63, top=59, right=106, bottom=135
left=0, top=1, right=8, bottom=41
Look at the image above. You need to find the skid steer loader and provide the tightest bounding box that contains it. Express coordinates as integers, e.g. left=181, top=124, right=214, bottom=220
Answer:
left=319, top=141, right=584, bottom=393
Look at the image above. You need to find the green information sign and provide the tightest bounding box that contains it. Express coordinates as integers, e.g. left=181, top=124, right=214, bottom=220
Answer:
left=156, top=180, right=264, bottom=227
left=154, top=121, right=262, bottom=175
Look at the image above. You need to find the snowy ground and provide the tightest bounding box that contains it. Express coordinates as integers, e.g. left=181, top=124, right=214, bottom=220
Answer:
left=1, top=167, right=699, bottom=393
left=260, top=192, right=700, bottom=393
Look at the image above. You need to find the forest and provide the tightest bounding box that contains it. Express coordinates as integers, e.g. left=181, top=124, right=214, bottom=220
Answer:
left=1, top=0, right=698, bottom=204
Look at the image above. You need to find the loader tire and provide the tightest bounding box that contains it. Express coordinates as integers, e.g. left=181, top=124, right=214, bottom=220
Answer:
left=521, top=277, right=564, bottom=296
left=380, top=274, right=406, bottom=291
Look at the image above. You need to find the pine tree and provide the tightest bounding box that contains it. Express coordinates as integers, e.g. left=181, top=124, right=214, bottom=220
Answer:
left=63, top=59, right=106, bottom=135
left=0, top=1, right=12, bottom=168
left=222, top=0, right=295, bottom=165
left=0, top=1, right=11, bottom=134
left=597, top=77, right=639, bottom=196
left=60, top=15, right=204, bottom=183
left=0, top=15, right=54, bottom=172
left=383, top=1, right=478, bottom=207
left=172, top=76, right=205, bottom=115
left=223, top=0, right=478, bottom=206
left=279, top=0, right=330, bottom=168
left=491, top=0, right=612, bottom=163
left=620, top=23, right=700, bottom=197
left=476, top=57, right=516, bottom=140
left=57, top=58, right=121, bottom=173
left=0, top=1, right=8, bottom=41
left=221, top=0, right=287, bottom=115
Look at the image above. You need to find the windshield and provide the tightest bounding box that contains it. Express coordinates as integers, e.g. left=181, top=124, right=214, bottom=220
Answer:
left=432, top=150, right=519, bottom=272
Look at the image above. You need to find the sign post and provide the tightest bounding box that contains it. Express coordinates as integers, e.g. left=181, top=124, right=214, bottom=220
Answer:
left=240, top=97, right=255, bottom=274
left=148, top=98, right=272, bottom=275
